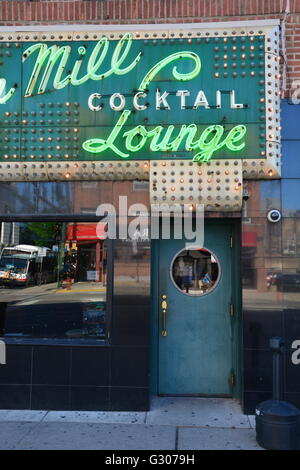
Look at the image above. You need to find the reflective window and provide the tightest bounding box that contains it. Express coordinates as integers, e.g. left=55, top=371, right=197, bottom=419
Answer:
left=0, top=221, right=108, bottom=340
left=171, top=248, right=220, bottom=296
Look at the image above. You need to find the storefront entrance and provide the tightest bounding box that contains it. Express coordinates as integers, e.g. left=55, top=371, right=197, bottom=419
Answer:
left=154, top=221, right=238, bottom=396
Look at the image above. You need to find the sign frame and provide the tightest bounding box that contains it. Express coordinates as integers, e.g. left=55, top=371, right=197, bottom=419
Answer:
left=0, top=21, right=281, bottom=181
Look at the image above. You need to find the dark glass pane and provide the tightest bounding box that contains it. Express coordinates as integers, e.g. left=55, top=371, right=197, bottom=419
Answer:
left=282, top=219, right=300, bottom=256
left=281, top=100, right=300, bottom=140
left=281, top=141, right=300, bottom=179
left=243, top=180, right=281, bottom=218
left=282, top=181, right=300, bottom=217
left=0, top=181, right=150, bottom=217
left=242, top=217, right=282, bottom=258
left=113, top=232, right=151, bottom=346
left=242, top=268, right=283, bottom=310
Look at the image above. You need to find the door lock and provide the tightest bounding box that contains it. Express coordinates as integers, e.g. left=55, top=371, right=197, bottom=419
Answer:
left=161, top=295, right=167, bottom=336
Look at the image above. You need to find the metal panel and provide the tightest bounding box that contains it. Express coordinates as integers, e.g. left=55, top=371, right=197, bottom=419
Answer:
left=0, top=160, right=150, bottom=181
left=150, top=160, right=243, bottom=212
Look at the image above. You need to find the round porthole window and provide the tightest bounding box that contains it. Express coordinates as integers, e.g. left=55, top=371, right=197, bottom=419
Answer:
left=170, top=247, right=220, bottom=296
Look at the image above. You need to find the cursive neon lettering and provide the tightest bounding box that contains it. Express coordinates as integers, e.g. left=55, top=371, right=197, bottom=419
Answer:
left=124, top=126, right=149, bottom=152
left=87, top=37, right=110, bottom=80
left=70, top=46, right=90, bottom=86
left=224, top=125, right=247, bottom=151
left=23, top=43, right=71, bottom=96
left=171, top=124, right=198, bottom=151
left=22, top=33, right=142, bottom=98
left=110, top=32, right=142, bottom=76
left=192, top=125, right=225, bottom=161
left=138, top=51, right=201, bottom=91
left=83, top=119, right=247, bottom=162
left=0, top=78, right=16, bottom=104
left=148, top=126, right=177, bottom=151
left=82, top=109, right=131, bottom=158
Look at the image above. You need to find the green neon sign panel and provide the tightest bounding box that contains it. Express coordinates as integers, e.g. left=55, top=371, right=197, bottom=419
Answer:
left=0, top=32, right=265, bottom=162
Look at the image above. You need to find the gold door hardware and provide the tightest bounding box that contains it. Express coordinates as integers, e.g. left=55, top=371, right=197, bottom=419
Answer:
left=161, top=294, right=167, bottom=336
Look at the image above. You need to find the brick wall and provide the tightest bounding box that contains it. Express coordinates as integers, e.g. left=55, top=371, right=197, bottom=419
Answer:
left=0, top=0, right=299, bottom=97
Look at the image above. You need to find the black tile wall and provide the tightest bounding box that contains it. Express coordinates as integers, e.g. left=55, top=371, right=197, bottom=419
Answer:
left=243, top=349, right=273, bottom=392
left=0, top=384, right=31, bottom=409
left=69, top=386, right=109, bottom=411
left=32, top=347, right=71, bottom=386
left=285, top=349, right=300, bottom=393
left=0, top=343, right=151, bottom=410
left=0, top=345, right=32, bottom=385
left=111, top=347, right=149, bottom=387
left=243, top=310, right=283, bottom=350
left=31, top=385, right=70, bottom=410
left=243, top=391, right=272, bottom=415
left=70, top=347, right=110, bottom=387
left=110, top=387, right=149, bottom=411
left=284, top=393, right=300, bottom=410
left=284, top=309, right=300, bottom=345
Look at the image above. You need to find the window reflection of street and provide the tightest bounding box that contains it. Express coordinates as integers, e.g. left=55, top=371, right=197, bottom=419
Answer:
left=243, top=284, right=300, bottom=311
left=0, top=222, right=108, bottom=340
left=1, top=281, right=107, bottom=340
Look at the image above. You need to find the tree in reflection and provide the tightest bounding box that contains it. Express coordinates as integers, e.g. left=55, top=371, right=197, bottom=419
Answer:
left=20, top=222, right=61, bottom=247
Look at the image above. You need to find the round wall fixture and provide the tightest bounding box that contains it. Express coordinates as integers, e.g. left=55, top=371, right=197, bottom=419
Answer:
left=267, top=209, right=281, bottom=223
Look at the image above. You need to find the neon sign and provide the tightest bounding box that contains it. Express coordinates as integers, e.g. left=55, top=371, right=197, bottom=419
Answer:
left=83, top=112, right=246, bottom=162
left=22, top=33, right=143, bottom=96
left=80, top=40, right=246, bottom=162
left=0, top=32, right=265, bottom=163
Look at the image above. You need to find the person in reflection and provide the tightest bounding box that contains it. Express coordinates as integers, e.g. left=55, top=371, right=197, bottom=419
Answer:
left=179, top=257, right=193, bottom=293
left=174, top=256, right=191, bottom=292
left=201, top=272, right=212, bottom=292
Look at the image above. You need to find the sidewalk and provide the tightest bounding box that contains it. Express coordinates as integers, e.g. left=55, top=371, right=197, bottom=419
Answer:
left=0, top=397, right=262, bottom=450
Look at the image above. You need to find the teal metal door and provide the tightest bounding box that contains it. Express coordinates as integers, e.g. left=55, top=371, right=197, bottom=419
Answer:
left=157, top=222, right=234, bottom=396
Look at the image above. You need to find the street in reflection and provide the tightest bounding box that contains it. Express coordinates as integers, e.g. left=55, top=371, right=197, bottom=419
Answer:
left=0, top=221, right=107, bottom=339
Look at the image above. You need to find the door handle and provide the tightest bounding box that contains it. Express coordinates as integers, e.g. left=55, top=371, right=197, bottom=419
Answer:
left=161, top=295, right=167, bottom=336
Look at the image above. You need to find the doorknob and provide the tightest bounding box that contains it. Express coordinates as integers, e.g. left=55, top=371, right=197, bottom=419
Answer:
left=161, top=295, right=167, bottom=336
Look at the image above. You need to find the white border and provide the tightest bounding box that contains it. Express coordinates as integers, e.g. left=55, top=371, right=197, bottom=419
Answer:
left=0, top=20, right=280, bottom=33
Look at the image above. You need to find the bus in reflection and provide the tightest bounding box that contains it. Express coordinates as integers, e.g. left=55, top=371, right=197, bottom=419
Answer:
left=0, top=244, right=56, bottom=287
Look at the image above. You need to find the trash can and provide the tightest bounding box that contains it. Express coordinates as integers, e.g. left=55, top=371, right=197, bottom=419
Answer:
left=255, top=337, right=300, bottom=450
left=256, top=400, right=300, bottom=450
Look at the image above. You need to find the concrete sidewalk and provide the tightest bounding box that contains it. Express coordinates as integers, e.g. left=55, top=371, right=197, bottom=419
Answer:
left=0, top=397, right=262, bottom=450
